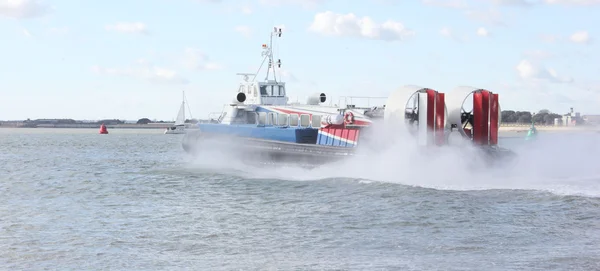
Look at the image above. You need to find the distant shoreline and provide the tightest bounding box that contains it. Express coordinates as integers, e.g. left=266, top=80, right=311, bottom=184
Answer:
left=0, top=123, right=176, bottom=129
left=1, top=123, right=597, bottom=132
left=499, top=125, right=599, bottom=133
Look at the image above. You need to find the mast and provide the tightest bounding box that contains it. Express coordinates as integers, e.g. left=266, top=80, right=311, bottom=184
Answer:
left=253, top=27, right=283, bottom=83
left=188, top=93, right=193, bottom=120
left=182, top=90, right=185, bottom=121
left=183, top=90, right=193, bottom=120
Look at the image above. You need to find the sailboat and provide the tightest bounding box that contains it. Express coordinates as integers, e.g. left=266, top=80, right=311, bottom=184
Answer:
left=164, top=91, right=192, bottom=134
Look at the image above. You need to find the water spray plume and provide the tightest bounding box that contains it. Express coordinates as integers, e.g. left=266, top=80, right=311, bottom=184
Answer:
left=241, top=133, right=596, bottom=197
left=184, top=84, right=600, bottom=198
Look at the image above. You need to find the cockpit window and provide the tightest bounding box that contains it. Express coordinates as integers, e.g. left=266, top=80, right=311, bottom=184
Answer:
left=278, top=86, right=285, bottom=96
left=259, top=84, right=286, bottom=97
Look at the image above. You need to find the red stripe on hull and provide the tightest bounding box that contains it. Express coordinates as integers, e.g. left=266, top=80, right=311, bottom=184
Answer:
left=270, top=107, right=307, bottom=115
left=319, top=128, right=360, bottom=145
left=341, top=129, right=349, bottom=146
left=269, top=107, right=371, bottom=126
left=350, top=119, right=370, bottom=126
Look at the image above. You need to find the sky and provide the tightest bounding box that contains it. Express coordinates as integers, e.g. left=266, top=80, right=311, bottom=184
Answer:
left=0, top=0, right=599, bottom=121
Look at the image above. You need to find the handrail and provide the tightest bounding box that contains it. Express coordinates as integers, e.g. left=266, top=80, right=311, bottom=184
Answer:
left=336, top=96, right=387, bottom=108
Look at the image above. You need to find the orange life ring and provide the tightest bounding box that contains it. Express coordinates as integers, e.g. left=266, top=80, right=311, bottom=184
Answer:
left=344, top=111, right=355, bottom=124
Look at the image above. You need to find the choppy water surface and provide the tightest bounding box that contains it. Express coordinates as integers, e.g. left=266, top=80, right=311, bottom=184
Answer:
left=1, top=128, right=600, bottom=270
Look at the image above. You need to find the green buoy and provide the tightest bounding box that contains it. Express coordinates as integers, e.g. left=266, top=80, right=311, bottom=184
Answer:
left=525, top=123, right=537, bottom=140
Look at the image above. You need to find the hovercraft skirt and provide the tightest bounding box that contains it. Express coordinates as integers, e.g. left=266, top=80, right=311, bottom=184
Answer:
left=182, top=130, right=356, bottom=166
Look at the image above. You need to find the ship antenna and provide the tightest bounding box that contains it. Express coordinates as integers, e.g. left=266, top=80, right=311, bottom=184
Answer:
left=271, top=27, right=282, bottom=83
left=252, top=27, right=283, bottom=82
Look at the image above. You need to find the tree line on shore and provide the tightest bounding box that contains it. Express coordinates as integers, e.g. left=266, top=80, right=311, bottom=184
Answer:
left=502, top=110, right=557, bottom=125
left=501, top=109, right=580, bottom=125
left=22, top=118, right=128, bottom=125
left=135, top=118, right=200, bottom=124
left=17, top=118, right=201, bottom=125
left=16, top=109, right=577, bottom=126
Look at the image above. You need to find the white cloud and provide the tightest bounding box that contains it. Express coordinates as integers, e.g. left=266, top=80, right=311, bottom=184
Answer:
left=275, top=24, right=286, bottom=32
left=259, top=0, right=327, bottom=8
left=539, top=34, right=560, bottom=43
left=136, top=58, right=150, bottom=65
left=240, top=5, right=252, bottom=14
left=476, top=27, right=489, bottom=36
left=202, top=63, right=222, bottom=70
left=0, top=0, right=49, bottom=19
left=47, top=27, right=69, bottom=36
left=516, top=59, right=541, bottom=79
left=420, top=1, right=514, bottom=26
left=421, top=0, right=468, bottom=9
left=183, top=48, right=223, bottom=70
left=538, top=31, right=591, bottom=44
left=464, top=8, right=506, bottom=25
left=105, top=22, right=148, bottom=35
left=22, top=28, right=32, bottom=37
left=423, top=0, right=600, bottom=8
left=277, top=67, right=298, bottom=82
left=522, top=50, right=554, bottom=60
left=493, top=0, right=533, bottom=6
left=516, top=59, right=573, bottom=84
left=234, top=25, right=252, bottom=38
left=439, top=26, right=467, bottom=42
left=544, top=0, right=600, bottom=5
left=308, top=11, right=415, bottom=42
left=91, top=64, right=189, bottom=85
left=504, top=58, right=597, bottom=113
left=569, top=30, right=591, bottom=44
left=223, top=3, right=253, bottom=15
left=440, top=27, right=452, bottom=37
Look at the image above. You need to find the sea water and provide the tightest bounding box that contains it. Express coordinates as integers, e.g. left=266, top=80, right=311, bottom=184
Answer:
left=1, top=128, right=599, bottom=270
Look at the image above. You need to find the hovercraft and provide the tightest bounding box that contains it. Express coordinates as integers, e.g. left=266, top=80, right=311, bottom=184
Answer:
left=181, top=28, right=515, bottom=168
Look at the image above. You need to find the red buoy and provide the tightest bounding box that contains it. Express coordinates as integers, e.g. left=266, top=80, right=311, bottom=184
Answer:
left=99, top=123, right=108, bottom=134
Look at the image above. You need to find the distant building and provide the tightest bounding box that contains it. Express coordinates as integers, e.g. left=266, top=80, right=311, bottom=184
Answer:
left=96, top=119, right=124, bottom=125
left=32, top=119, right=77, bottom=125
left=582, top=115, right=600, bottom=126
left=560, top=107, right=586, bottom=126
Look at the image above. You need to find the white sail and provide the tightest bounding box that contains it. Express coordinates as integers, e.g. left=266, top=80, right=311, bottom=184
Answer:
left=174, top=101, right=186, bottom=125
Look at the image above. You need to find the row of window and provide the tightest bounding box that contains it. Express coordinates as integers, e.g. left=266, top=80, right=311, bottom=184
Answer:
left=239, top=85, right=286, bottom=97
left=247, top=112, right=322, bottom=128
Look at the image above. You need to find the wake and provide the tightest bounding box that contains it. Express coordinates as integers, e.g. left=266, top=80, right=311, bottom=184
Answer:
left=185, top=130, right=600, bottom=198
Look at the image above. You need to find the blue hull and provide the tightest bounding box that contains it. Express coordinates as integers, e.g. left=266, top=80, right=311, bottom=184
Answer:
left=197, top=123, right=319, bottom=144
left=182, top=124, right=516, bottom=168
